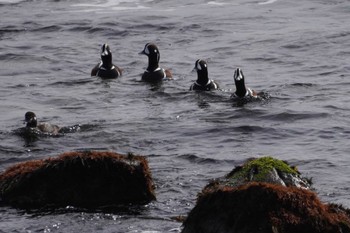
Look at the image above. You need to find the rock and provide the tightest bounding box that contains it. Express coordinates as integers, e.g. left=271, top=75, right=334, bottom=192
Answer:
left=182, top=157, right=350, bottom=233
left=206, top=156, right=311, bottom=191
left=0, top=151, right=156, bottom=209
left=182, top=182, right=350, bottom=233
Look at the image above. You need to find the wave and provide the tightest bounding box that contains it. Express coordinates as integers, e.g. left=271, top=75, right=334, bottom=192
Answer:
left=177, top=153, right=235, bottom=165
left=0, top=0, right=25, bottom=5
left=261, top=111, right=330, bottom=122
left=258, top=0, right=278, bottom=5
left=71, top=0, right=149, bottom=12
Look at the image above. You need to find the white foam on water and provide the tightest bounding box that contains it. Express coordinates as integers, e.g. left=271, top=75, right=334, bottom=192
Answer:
left=0, top=0, right=25, bottom=3
left=258, top=0, right=278, bottom=5
left=140, top=231, right=161, bottom=233
left=207, top=1, right=227, bottom=6
left=72, top=0, right=149, bottom=12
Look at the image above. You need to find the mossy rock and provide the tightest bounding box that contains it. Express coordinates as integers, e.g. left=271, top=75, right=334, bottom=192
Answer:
left=0, top=151, right=156, bottom=209
left=182, top=157, right=349, bottom=233
left=204, top=157, right=311, bottom=194
left=228, top=156, right=298, bottom=180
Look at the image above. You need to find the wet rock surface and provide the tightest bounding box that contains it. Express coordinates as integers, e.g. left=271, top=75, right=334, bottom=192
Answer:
left=182, top=182, right=350, bottom=233
left=182, top=157, right=350, bottom=233
left=0, top=151, right=156, bottom=209
left=205, top=157, right=311, bottom=192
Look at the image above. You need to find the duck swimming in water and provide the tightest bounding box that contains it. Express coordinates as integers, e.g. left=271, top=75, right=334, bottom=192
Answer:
left=190, top=59, right=219, bottom=91
left=139, top=43, right=172, bottom=83
left=24, top=111, right=61, bottom=135
left=91, top=43, right=122, bottom=79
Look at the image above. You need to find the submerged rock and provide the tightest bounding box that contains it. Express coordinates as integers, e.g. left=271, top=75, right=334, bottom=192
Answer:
left=0, top=151, right=156, bottom=209
left=182, top=156, right=350, bottom=233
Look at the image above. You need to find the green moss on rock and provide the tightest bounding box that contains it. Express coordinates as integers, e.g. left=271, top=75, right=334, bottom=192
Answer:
left=229, top=156, right=297, bottom=181
left=201, top=156, right=311, bottom=197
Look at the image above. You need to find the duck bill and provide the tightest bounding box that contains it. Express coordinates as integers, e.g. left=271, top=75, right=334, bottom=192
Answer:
left=139, top=50, right=146, bottom=55
left=192, top=65, right=199, bottom=72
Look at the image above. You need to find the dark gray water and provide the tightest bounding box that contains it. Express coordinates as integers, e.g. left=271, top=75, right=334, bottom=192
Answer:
left=0, top=0, right=349, bottom=232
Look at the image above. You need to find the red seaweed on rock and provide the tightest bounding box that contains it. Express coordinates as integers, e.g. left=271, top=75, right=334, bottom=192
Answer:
left=0, top=151, right=156, bottom=209
left=182, top=157, right=350, bottom=233
left=182, top=183, right=350, bottom=233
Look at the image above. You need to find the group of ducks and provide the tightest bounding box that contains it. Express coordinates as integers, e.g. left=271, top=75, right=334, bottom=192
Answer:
left=23, top=42, right=264, bottom=135
left=91, top=42, right=260, bottom=97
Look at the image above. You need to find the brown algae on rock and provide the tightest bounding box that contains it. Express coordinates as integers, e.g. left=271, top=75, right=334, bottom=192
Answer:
left=0, top=151, right=156, bottom=209
left=183, top=157, right=349, bottom=233
left=183, top=182, right=350, bottom=233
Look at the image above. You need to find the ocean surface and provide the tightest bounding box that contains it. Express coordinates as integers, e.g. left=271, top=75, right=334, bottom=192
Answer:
left=0, top=0, right=349, bottom=232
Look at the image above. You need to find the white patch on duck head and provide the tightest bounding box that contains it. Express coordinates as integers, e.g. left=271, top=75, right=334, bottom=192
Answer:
left=144, top=44, right=150, bottom=55
left=101, top=44, right=110, bottom=57
left=145, top=44, right=158, bottom=55
left=195, top=59, right=207, bottom=71
left=24, top=116, right=36, bottom=124
left=234, top=68, right=244, bottom=81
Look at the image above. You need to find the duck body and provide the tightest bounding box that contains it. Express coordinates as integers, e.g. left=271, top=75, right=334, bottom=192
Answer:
left=91, top=62, right=121, bottom=79
left=141, top=67, right=168, bottom=83
left=190, top=59, right=219, bottom=91
left=190, top=80, right=219, bottom=91
left=36, top=122, right=61, bottom=134
left=91, top=44, right=122, bottom=79
left=139, top=43, right=172, bottom=83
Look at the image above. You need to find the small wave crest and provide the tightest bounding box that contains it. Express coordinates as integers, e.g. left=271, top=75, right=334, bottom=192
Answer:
left=258, top=0, right=278, bottom=5
left=0, top=0, right=25, bottom=5
left=71, top=0, right=149, bottom=12
left=177, top=154, right=236, bottom=165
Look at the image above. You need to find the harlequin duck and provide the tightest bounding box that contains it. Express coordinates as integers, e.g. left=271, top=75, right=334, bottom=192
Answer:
left=139, top=43, right=172, bottom=82
left=24, top=111, right=60, bottom=135
left=231, top=68, right=258, bottom=99
left=91, top=43, right=122, bottom=79
left=190, top=59, right=219, bottom=91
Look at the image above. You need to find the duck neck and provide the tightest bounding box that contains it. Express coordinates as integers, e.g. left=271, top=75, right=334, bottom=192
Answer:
left=196, top=70, right=209, bottom=86
left=147, top=54, right=160, bottom=72
left=235, top=81, right=248, bottom=97
left=101, top=55, right=113, bottom=69
left=26, top=119, right=37, bottom=128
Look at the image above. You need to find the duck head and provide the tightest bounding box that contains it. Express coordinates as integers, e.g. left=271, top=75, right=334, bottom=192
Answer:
left=100, top=43, right=113, bottom=68
left=24, top=111, right=37, bottom=128
left=139, top=43, right=160, bottom=72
